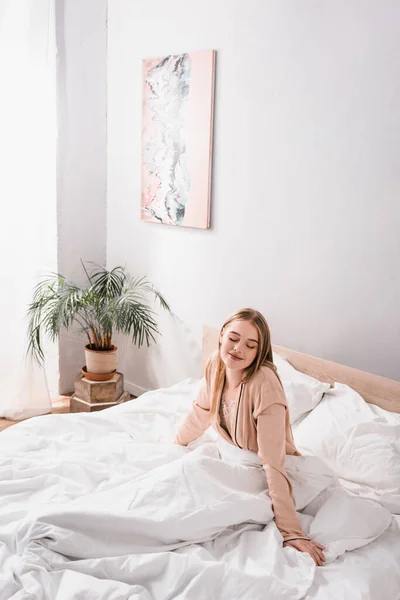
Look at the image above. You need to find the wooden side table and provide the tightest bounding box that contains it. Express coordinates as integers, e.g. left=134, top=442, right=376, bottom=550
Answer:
left=70, top=372, right=132, bottom=413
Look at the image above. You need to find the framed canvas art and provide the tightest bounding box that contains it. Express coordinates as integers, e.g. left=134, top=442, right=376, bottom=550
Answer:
left=141, top=50, right=215, bottom=229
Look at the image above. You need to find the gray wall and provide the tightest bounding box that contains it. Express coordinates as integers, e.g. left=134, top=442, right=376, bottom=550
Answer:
left=56, top=0, right=108, bottom=393
left=107, top=0, right=400, bottom=391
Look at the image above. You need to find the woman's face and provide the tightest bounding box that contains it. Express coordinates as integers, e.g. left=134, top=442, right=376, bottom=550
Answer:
left=220, top=319, right=259, bottom=372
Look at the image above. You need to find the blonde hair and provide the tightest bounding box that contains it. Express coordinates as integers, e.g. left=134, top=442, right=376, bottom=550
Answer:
left=210, top=308, right=281, bottom=417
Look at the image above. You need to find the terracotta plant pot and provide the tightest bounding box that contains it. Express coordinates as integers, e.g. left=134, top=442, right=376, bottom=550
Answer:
left=84, top=344, right=118, bottom=375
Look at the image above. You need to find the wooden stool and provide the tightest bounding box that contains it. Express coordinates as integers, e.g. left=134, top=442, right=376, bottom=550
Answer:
left=70, top=372, right=131, bottom=412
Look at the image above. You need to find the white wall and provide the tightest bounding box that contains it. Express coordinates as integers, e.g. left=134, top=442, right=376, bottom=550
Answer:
left=107, top=0, right=400, bottom=392
left=56, top=0, right=108, bottom=393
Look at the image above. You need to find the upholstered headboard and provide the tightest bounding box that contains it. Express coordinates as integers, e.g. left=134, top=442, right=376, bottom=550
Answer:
left=202, top=325, right=400, bottom=414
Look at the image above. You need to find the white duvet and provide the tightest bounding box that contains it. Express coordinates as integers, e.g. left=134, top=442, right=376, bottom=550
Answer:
left=0, top=379, right=399, bottom=600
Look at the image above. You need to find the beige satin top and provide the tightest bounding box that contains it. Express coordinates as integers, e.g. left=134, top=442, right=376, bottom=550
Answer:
left=175, top=353, right=309, bottom=543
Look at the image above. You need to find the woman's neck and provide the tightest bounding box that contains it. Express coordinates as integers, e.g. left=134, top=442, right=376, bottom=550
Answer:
left=224, top=368, right=244, bottom=390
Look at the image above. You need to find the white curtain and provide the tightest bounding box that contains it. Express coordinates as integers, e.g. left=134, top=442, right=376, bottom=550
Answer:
left=0, top=0, right=58, bottom=419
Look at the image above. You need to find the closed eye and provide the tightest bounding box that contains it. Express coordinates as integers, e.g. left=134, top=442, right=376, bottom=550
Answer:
left=229, top=337, right=256, bottom=350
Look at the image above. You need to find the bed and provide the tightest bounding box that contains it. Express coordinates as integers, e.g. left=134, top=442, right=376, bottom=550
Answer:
left=0, top=327, right=399, bottom=599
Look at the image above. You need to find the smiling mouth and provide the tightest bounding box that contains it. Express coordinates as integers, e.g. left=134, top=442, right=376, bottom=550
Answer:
left=228, top=353, right=243, bottom=361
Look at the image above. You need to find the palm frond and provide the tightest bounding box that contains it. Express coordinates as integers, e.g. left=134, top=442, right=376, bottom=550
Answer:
left=114, top=290, right=159, bottom=347
left=90, top=265, right=127, bottom=299
left=27, top=274, right=84, bottom=363
left=125, top=276, right=170, bottom=311
left=80, top=259, right=94, bottom=286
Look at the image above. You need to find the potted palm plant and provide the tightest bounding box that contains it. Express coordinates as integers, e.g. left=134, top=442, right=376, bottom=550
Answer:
left=27, top=262, right=170, bottom=381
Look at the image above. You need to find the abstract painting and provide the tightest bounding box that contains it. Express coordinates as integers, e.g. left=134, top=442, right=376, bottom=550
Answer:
left=141, top=50, right=215, bottom=229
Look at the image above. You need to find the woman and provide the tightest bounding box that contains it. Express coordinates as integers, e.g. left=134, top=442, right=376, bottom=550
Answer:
left=174, top=308, right=326, bottom=566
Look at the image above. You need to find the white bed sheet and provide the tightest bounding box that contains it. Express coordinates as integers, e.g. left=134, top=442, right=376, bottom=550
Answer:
left=0, top=379, right=399, bottom=600
left=305, top=520, right=400, bottom=600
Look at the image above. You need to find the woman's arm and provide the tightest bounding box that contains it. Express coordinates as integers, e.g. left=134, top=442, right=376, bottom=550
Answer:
left=174, top=361, right=212, bottom=446
left=257, top=402, right=309, bottom=543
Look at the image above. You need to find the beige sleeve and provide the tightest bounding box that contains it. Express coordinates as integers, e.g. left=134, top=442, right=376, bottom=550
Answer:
left=257, top=403, right=310, bottom=543
left=174, top=366, right=212, bottom=446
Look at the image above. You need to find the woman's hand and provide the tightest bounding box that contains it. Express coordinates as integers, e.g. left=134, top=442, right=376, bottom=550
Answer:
left=283, top=539, right=326, bottom=566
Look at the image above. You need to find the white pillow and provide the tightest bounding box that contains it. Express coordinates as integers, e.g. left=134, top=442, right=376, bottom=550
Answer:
left=273, top=352, right=331, bottom=424
left=292, top=383, right=400, bottom=513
